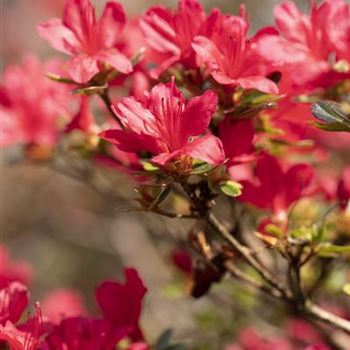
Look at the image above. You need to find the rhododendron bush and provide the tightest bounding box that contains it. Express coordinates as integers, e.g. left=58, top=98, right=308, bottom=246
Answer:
left=1, top=0, right=350, bottom=349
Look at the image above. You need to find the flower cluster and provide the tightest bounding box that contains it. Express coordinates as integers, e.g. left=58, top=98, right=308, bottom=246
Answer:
left=0, top=245, right=148, bottom=350
left=2, top=0, right=350, bottom=348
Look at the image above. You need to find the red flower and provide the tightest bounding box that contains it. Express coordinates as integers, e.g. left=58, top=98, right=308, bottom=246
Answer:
left=337, top=166, right=350, bottom=209
left=218, top=118, right=255, bottom=165
left=192, top=8, right=278, bottom=94
left=0, top=55, right=70, bottom=148
left=95, top=268, right=147, bottom=342
left=45, top=317, right=127, bottom=350
left=255, top=0, right=350, bottom=87
left=100, top=78, right=225, bottom=167
left=140, top=0, right=208, bottom=78
left=0, top=282, right=29, bottom=325
left=38, top=0, right=133, bottom=83
left=240, top=153, right=314, bottom=220
left=0, top=303, right=44, bottom=350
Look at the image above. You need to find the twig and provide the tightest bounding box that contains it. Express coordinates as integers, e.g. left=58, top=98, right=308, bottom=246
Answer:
left=224, top=260, right=284, bottom=299
left=207, top=212, right=291, bottom=299
left=146, top=207, right=199, bottom=219
left=306, top=302, right=350, bottom=335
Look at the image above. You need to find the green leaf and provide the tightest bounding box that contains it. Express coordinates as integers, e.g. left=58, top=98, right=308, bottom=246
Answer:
left=343, top=283, right=350, bottom=297
left=317, top=243, right=350, bottom=257
left=219, top=180, right=242, bottom=197
left=311, top=101, right=350, bottom=132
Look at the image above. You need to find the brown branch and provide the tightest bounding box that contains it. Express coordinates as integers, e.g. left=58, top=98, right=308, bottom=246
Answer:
left=146, top=207, right=199, bottom=219
left=306, top=302, right=350, bottom=335
left=207, top=212, right=292, bottom=299
left=224, top=260, right=284, bottom=299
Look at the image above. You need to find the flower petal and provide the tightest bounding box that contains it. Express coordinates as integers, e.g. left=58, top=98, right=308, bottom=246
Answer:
left=37, top=18, right=80, bottom=55
left=179, top=89, right=218, bottom=144
left=98, top=1, right=126, bottom=48
left=274, top=1, right=307, bottom=44
left=97, top=48, right=133, bottom=75
left=219, top=118, right=254, bottom=161
left=237, top=76, right=279, bottom=94
left=63, top=0, right=96, bottom=44
left=182, top=134, right=225, bottom=165
left=0, top=282, right=29, bottom=325
left=99, top=129, right=161, bottom=155
left=67, top=55, right=99, bottom=83
left=95, top=268, right=147, bottom=340
left=140, top=6, right=179, bottom=54
left=192, top=35, right=223, bottom=74
left=113, top=97, right=157, bottom=135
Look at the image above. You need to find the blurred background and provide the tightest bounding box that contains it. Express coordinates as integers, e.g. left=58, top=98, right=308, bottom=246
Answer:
left=2, top=0, right=311, bottom=347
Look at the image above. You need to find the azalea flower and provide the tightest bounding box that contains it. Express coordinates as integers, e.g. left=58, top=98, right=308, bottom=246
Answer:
left=255, top=0, right=350, bottom=87
left=0, top=55, right=70, bottom=148
left=0, top=282, right=29, bottom=325
left=218, top=118, right=255, bottom=165
left=96, top=268, right=147, bottom=342
left=192, top=8, right=278, bottom=94
left=45, top=317, right=125, bottom=350
left=100, top=78, right=225, bottom=167
left=0, top=279, right=44, bottom=350
left=38, top=0, right=133, bottom=83
left=140, top=0, right=208, bottom=78
left=239, top=153, right=314, bottom=220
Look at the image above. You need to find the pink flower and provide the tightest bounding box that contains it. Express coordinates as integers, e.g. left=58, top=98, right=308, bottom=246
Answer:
left=99, top=78, right=225, bottom=167
left=0, top=303, right=44, bottom=350
left=140, top=0, right=208, bottom=78
left=192, top=9, right=278, bottom=94
left=255, top=0, right=350, bottom=87
left=0, top=55, right=70, bottom=148
left=38, top=0, right=133, bottom=83
left=325, top=0, right=350, bottom=62
left=0, top=282, right=29, bottom=325
left=0, top=245, right=34, bottom=288
left=95, top=268, right=147, bottom=342
left=240, top=153, right=314, bottom=220
left=41, top=289, right=86, bottom=324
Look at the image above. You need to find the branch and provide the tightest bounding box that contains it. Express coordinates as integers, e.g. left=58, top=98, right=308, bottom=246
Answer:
left=145, top=207, right=199, bottom=219
left=208, top=212, right=292, bottom=299
left=224, top=260, right=284, bottom=299
left=306, top=302, right=350, bottom=335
